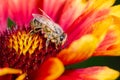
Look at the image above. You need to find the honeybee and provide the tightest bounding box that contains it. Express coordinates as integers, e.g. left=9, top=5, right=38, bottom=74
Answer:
left=30, top=9, right=67, bottom=50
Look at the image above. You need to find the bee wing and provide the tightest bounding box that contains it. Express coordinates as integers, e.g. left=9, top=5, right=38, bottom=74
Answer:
left=53, top=23, right=63, bottom=34
left=39, top=9, right=64, bottom=34
left=32, top=14, right=47, bottom=24
left=32, top=13, right=56, bottom=32
left=32, top=9, right=64, bottom=33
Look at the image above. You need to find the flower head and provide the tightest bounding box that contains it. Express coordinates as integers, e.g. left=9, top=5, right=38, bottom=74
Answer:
left=0, top=0, right=120, bottom=80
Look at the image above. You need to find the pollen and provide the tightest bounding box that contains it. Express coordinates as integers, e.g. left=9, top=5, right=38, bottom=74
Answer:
left=8, top=30, right=43, bottom=55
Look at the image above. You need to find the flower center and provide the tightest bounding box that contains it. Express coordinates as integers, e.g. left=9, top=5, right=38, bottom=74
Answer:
left=0, top=27, right=60, bottom=74
left=8, top=30, right=43, bottom=55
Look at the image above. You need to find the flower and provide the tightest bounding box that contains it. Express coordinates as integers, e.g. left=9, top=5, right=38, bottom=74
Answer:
left=0, top=0, right=120, bottom=80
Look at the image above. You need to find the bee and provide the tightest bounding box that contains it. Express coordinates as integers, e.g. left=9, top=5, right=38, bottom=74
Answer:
left=30, top=9, right=67, bottom=50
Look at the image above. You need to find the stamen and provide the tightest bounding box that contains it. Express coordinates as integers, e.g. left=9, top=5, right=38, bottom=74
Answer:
left=8, top=30, right=43, bottom=55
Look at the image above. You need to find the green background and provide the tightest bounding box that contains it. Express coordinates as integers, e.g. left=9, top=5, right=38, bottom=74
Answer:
left=115, top=0, right=120, bottom=5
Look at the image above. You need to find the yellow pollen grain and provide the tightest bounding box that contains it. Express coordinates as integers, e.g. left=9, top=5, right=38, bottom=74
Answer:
left=29, top=35, right=39, bottom=55
left=12, top=35, right=19, bottom=52
left=8, top=30, right=43, bottom=55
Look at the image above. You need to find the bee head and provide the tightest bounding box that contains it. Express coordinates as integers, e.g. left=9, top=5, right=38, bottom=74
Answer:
left=60, top=33, right=67, bottom=45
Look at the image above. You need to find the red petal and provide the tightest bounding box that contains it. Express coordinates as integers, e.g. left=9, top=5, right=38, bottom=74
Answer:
left=57, top=66, right=119, bottom=80
left=66, top=9, right=109, bottom=45
left=43, top=0, right=66, bottom=21
left=0, top=0, right=8, bottom=33
left=58, top=0, right=89, bottom=30
left=8, top=0, right=40, bottom=27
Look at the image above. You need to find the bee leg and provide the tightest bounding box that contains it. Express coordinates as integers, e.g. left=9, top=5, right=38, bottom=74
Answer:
left=55, top=39, right=59, bottom=49
left=45, top=38, right=50, bottom=51
left=29, top=30, right=35, bottom=35
left=55, top=43, right=58, bottom=49
left=45, top=34, right=51, bottom=51
left=51, top=39, right=58, bottom=49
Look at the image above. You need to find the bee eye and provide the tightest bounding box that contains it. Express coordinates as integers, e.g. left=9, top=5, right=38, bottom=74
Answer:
left=60, top=34, right=65, bottom=41
left=60, top=36, right=64, bottom=41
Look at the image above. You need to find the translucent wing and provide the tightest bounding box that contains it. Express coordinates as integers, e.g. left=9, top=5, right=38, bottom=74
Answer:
left=38, top=9, right=64, bottom=34
left=32, top=14, right=56, bottom=32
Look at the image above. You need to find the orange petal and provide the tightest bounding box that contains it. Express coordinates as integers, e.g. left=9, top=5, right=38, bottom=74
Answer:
left=0, top=0, right=8, bottom=33
left=57, top=35, right=99, bottom=65
left=8, top=0, right=40, bottom=27
left=94, top=16, right=120, bottom=56
left=57, top=66, right=119, bottom=80
left=43, top=0, right=66, bottom=21
left=35, top=58, right=64, bottom=80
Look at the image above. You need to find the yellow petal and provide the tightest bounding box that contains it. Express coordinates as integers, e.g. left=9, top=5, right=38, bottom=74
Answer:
left=91, top=66, right=119, bottom=80
left=35, top=58, right=64, bottom=80
left=58, top=66, right=119, bottom=80
left=0, top=68, right=22, bottom=76
left=89, top=0, right=115, bottom=10
left=57, top=35, right=99, bottom=65
left=110, top=5, right=120, bottom=18
left=94, top=16, right=120, bottom=56
left=92, top=16, right=113, bottom=42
